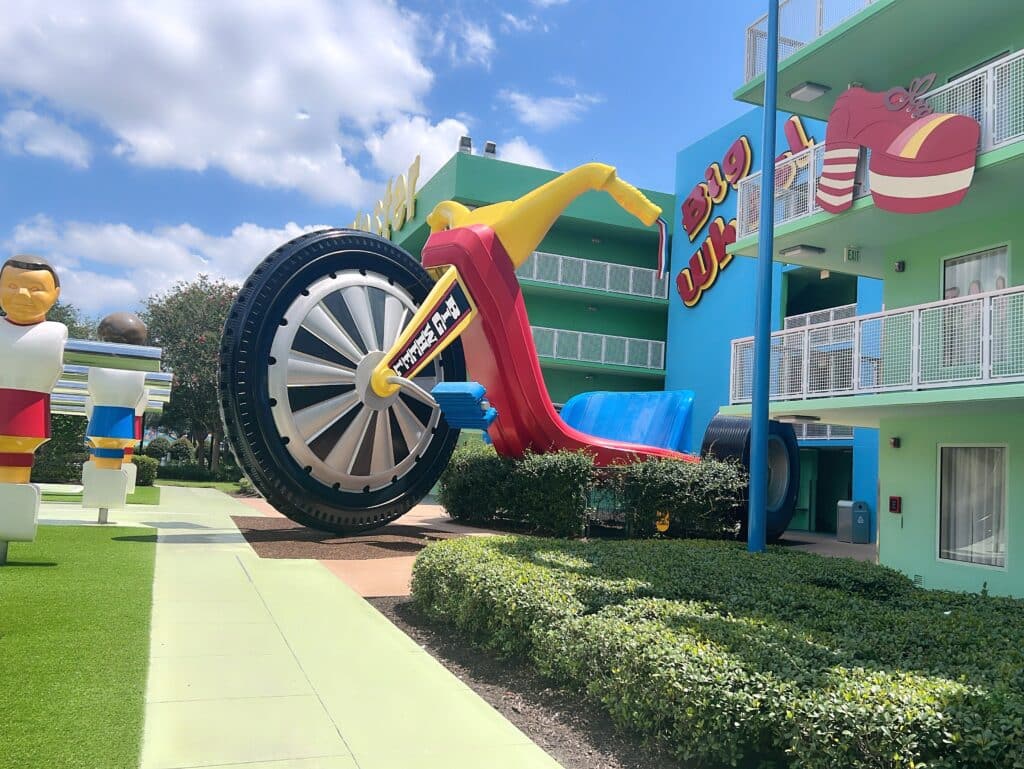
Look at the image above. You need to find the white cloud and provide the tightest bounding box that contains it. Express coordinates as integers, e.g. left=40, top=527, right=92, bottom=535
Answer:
left=5, top=215, right=328, bottom=314
left=500, top=89, right=603, bottom=131
left=499, top=137, right=552, bottom=169
left=0, top=0, right=441, bottom=205
left=0, top=109, right=91, bottom=168
left=531, top=0, right=569, bottom=6
left=499, top=13, right=548, bottom=34
left=433, top=16, right=496, bottom=69
left=365, top=115, right=468, bottom=181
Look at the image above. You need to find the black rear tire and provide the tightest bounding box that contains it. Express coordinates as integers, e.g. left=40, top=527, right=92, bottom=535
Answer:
left=219, top=228, right=465, bottom=534
left=700, top=415, right=800, bottom=542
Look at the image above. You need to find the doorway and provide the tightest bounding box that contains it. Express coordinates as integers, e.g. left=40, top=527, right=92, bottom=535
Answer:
left=790, top=447, right=853, bottom=534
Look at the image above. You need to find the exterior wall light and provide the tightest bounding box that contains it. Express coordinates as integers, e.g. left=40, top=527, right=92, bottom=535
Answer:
left=889, top=437, right=901, bottom=448
left=779, top=244, right=826, bottom=260
left=894, top=260, right=906, bottom=273
left=788, top=82, right=831, bottom=102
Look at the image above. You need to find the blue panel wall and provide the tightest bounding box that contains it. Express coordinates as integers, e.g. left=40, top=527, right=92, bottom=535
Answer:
left=853, top=275, right=883, bottom=541
left=665, top=108, right=825, bottom=448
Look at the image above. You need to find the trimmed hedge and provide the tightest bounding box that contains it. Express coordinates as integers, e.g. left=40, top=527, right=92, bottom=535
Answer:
left=617, top=457, right=748, bottom=538
left=438, top=444, right=747, bottom=539
left=131, top=455, right=158, bottom=486
left=437, top=442, right=512, bottom=524
left=156, top=462, right=243, bottom=482
left=412, top=537, right=1024, bottom=768
left=31, top=414, right=89, bottom=483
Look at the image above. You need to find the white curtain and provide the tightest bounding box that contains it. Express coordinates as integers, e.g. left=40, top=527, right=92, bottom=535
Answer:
left=943, top=247, right=1009, bottom=298
left=939, top=446, right=1006, bottom=567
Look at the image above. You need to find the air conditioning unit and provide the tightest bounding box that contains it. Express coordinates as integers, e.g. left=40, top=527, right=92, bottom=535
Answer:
left=844, top=247, right=861, bottom=263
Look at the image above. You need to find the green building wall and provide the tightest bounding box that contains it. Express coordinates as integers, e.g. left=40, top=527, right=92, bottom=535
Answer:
left=878, top=411, right=1023, bottom=597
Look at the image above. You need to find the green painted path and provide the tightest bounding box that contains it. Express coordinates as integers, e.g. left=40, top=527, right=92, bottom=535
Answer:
left=40, top=486, right=563, bottom=769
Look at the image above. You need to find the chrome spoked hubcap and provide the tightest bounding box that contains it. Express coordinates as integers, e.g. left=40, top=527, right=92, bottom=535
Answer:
left=268, top=270, right=443, bottom=493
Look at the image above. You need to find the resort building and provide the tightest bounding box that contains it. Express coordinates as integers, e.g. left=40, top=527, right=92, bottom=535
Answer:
left=721, top=0, right=1024, bottom=596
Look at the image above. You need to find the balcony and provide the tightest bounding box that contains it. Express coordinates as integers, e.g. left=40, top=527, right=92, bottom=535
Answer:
left=730, top=285, right=1024, bottom=405
left=784, top=302, right=858, bottom=330
left=736, top=1, right=1024, bottom=122
left=793, top=422, right=854, bottom=440
left=531, top=325, right=665, bottom=372
left=733, top=48, right=1024, bottom=272
left=744, top=0, right=873, bottom=82
left=517, top=251, right=669, bottom=301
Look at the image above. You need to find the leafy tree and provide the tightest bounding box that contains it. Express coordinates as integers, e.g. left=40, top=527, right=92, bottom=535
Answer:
left=168, top=437, right=196, bottom=464
left=144, top=436, right=172, bottom=460
left=47, top=301, right=96, bottom=339
left=142, top=276, right=238, bottom=471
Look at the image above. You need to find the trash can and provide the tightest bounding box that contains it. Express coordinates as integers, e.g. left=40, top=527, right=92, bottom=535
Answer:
left=837, top=500, right=871, bottom=544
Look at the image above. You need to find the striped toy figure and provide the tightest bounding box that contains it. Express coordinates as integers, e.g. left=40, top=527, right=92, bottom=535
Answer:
left=82, top=313, right=149, bottom=518
left=817, top=74, right=980, bottom=215
left=0, top=255, right=67, bottom=565
left=122, top=388, right=148, bottom=494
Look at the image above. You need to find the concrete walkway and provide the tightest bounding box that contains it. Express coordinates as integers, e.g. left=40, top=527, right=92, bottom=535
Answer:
left=40, top=487, right=563, bottom=769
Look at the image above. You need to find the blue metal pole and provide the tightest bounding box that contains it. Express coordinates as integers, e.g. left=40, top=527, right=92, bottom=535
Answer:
left=748, top=0, right=780, bottom=553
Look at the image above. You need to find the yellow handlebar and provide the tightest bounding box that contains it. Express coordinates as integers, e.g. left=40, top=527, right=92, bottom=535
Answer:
left=603, top=176, right=662, bottom=227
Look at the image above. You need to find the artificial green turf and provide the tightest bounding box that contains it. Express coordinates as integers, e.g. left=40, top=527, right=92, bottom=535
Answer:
left=41, top=486, right=162, bottom=505
left=0, top=525, right=156, bottom=769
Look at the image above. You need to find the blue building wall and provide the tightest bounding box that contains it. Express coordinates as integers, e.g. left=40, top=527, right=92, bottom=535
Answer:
left=853, top=276, right=883, bottom=540
left=665, top=109, right=884, bottom=540
left=665, top=108, right=824, bottom=447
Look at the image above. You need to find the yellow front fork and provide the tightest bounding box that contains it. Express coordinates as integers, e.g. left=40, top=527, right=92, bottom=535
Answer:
left=370, top=266, right=477, bottom=398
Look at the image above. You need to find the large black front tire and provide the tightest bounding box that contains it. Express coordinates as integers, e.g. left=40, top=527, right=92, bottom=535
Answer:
left=700, top=415, right=800, bottom=542
left=219, top=229, right=465, bottom=534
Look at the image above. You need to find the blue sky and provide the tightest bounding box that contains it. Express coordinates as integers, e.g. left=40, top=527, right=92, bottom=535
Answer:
left=0, top=0, right=769, bottom=316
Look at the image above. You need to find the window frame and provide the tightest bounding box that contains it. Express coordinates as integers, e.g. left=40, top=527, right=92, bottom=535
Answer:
left=935, top=442, right=1009, bottom=571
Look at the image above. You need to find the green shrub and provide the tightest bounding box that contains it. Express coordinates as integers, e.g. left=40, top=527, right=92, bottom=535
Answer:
left=168, top=438, right=195, bottom=463
left=438, top=443, right=512, bottom=523
left=411, top=537, right=1024, bottom=768
left=31, top=414, right=89, bottom=483
left=236, top=476, right=260, bottom=497
left=507, top=450, right=593, bottom=537
left=144, top=436, right=172, bottom=460
left=618, top=457, right=749, bottom=538
left=131, top=455, right=158, bottom=486
left=155, top=463, right=242, bottom=482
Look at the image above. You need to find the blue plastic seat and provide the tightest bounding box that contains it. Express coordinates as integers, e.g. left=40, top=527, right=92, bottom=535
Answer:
left=559, top=390, right=696, bottom=454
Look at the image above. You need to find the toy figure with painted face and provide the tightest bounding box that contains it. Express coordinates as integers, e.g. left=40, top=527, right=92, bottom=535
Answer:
left=0, top=255, right=67, bottom=564
left=82, top=312, right=149, bottom=519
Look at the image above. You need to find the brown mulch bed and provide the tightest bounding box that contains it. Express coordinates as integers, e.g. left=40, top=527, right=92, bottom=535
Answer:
left=369, top=596, right=687, bottom=769
left=230, top=515, right=452, bottom=560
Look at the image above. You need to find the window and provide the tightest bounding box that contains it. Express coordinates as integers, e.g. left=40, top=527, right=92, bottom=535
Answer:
left=940, top=247, right=1008, bottom=368
left=939, top=446, right=1006, bottom=568
left=943, top=246, right=1009, bottom=297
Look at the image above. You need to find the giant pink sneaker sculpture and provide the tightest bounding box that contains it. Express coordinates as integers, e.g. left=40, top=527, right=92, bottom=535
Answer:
left=817, top=74, right=980, bottom=215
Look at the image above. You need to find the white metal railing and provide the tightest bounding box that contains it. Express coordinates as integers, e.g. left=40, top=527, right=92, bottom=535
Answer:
left=736, top=48, right=1024, bottom=240
left=730, top=285, right=1024, bottom=403
left=784, top=303, right=858, bottom=330
left=745, top=0, right=874, bottom=81
left=794, top=422, right=855, bottom=440
left=516, top=251, right=669, bottom=300
left=531, top=325, right=665, bottom=371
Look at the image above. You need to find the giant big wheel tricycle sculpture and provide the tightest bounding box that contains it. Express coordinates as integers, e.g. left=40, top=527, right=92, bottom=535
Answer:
left=219, top=163, right=799, bottom=538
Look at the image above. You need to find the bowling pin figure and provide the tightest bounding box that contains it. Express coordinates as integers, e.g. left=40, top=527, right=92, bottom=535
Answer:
left=0, top=255, right=67, bottom=565
left=82, top=313, right=149, bottom=521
